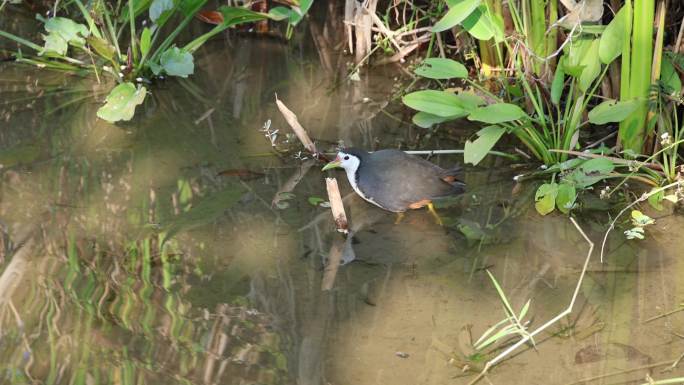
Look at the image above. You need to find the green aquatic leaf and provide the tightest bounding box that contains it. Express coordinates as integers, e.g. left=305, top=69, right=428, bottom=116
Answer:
left=402, top=90, right=469, bottom=117
left=219, top=5, right=269, bottom=26
left=432, top=0, right=482, bottom=32
left=140, top=27, right=152, bottom=57
left=268, top=6, right=292, bottom=21
left=661, top=54, right=683, bottom=94
left=160, top=47, right=194, bottom=77
left=631, top=210, right=654, bottom=226
left=41, top=33, right=68, bottom=55
left=535, top=183, right=559, bottom=215
left=86, top=35, right=116, bottom=61
left=562, top=158, right=615, bottom=188
left=468, top=103, right=528, bottom=124
left=414, top=58, right=468, bottom=79
left=412, top=112, right=460, bottom=128
left=551, top=57, right=566, bottom=105
left=578, top=39, right=601, bottom=92
left=96, top=83, right=147, bottom=122
left=149, top=0, right=174, bottom=23
left=624, top=227, right=645, bottom=240
left=599, top=6, right=627, bottom=64
left=308, top=196, right=326, bottom=206
left=588, top=99, right=641, bottom=124
left=555, top=183, right=576, bottom=214
left=464, top=125, right=505, bottom=165
left=462, top=5, right=504, bottom=42
left=44, top=17, right=90, bottom=46
left=647, top=188, right=664, bottom=211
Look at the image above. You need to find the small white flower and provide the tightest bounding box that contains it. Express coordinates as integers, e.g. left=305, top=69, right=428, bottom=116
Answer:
left=118, top=72, right=124, bottom=78
left=513, top=175, right=522, bottom=181
left=135, top=77, right=143, bottom=82
left=120, top=65, right=127, bottom=70
left=660, top=132, right=672, bottom=146
left=540, top=164, right=548, bottom=170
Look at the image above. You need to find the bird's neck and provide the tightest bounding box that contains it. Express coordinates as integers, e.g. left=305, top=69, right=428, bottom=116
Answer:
left=344, top=167, right=363, bottom=196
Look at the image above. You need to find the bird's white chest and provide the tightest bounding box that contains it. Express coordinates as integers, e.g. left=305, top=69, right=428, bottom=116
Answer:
left=343, top=168, right=385, bottom=209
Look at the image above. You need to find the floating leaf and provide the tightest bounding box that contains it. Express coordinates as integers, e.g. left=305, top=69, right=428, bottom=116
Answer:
left=402, top=90, right=469, bottom=117
left=468, top=103, right=527, bottom=124
left=160, top=47, right=194, bottom=77
left=535, top=183, right=558, bottom=215
left=432, top=0, right=482, bottom=32
left=96, top=82, right=147, bottom=122
left=464, top=125, right=505, bottom=165
left=414, top=58, right=468, bottom=79
left=556, top=183, right=577, bottom=214
left=663, top=194, right=679, bottom=203
left=599, top=6, right=627, bottom=64
left=588, top=99, right=641, bottom=124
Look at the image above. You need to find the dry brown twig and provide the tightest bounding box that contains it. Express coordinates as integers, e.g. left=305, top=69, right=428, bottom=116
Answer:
left=325, top=178, right=348, bottom=234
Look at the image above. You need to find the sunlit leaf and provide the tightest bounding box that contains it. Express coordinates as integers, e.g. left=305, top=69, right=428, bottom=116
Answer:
left=160, top=47, right=194, bottom=77
left=631, top=210, right=655, bottom=226
left=414, top=58, right=468, bottom=79
left=624, top=227, right=645, bottom=239
left=462, top=5, right=504, bottom=42
left=87, top=35, right=116, bottom=60
left=45, top=17, right=90, bottom=46
left=140, top=28, right=152, bottom=57
left=647, top=188, right=664, bottom=211
left=599, top=6, right=627, bottom=64
left=41, top=33, right=68, bottom=55
left=268, top=6, right=292, bottom=21
left=464, top=125, right=505, bottom=165
left=412, top=112, right=460, bottom=128
left=578, top=39, right=601, bottom=92
left=96, top=82, right=147, bottom=122
left=535, top=183, right=558, bottom=215
left=562, top=158, right=615, bottom=188
left=402, top=90, right=469, bottom=117
left=555, top=183, right=576, bottom=214
left=432, top=0, right=482, bottom=32
left=588, top=99, right=641, bottom=124
left=468, top=103, right=528, bottom=123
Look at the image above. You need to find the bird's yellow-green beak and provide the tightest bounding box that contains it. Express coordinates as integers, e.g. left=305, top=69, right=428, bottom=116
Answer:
left=321, top=156, right=342, bottom=171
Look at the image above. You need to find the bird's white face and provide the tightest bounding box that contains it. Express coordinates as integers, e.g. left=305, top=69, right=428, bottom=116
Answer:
left=335, top=151, right=361, bottom=173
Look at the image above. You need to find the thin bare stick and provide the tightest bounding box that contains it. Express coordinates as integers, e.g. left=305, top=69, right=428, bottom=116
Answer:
left=275, top=94, right=316, bottom=154
left=565, top=359, right=679, bottom=385
left=599, top=181, right=682, bottom=263
left=326, top=178, right=349, bottom=234
left=643, top=305, right=684, bottom=324
left=550, top=149, right=663, bottom=170
left=469, top=217, right=593, bottom=384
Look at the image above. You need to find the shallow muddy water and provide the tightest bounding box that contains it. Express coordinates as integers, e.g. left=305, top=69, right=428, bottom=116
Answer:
left=1, top=9, right=684, bottom=385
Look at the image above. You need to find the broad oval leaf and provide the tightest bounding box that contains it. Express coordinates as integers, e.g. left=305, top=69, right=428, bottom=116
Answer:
left=431, top=0, right=482, bottom=32
left=402, top=90, right=468, bottom=117
left=535, top=183, right=558, bottom=215
left=578, top=38, right=601, bottom=92
left=160, top=47, right=194, bottom=77
left=562, top=157, right=615, bottom=188
left=468, top=103, right=527, bottom=123
left=464, top=125, right=506, bottom=165
left=45, top=17, right=89, bottom=45
left=556, top=183, right=577, bottom=214
left=462, top=5, right=504, bottom=42
left=149, top=0, right=174, bottom=24
left=588, top=99, right=641, bottom=124
left=41, top=33, right=68, bottom=55
left=268, top=6, right=292, bottom=21
left=97, top=83, right=147, bottom=122
left=599, top=6, right=627, bottom=64
left=414, top=58, right=468, bottom=79
left=412, top=112, right=461, bottom=128
left=140, top=27, right=152, bottom=57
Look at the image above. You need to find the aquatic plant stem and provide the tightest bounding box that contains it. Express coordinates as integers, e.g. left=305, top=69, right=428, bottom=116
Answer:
left=468, top=217, right=593, bottom=384
left=599, top=180, right=682, bottom=263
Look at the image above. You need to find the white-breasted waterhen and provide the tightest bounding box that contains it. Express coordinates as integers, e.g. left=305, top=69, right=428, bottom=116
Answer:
left=321, top=148, right=465, bottom=223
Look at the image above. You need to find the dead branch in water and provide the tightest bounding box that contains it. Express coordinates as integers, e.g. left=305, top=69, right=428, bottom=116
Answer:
left=325, top=177, right=348, bottom=234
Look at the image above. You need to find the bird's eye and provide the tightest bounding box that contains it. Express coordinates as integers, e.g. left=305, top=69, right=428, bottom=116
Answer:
left=343, top=156, right=349, bottom=160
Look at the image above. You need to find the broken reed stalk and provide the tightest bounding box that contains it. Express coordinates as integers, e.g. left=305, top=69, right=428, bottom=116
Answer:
left=325, top=178, right=348, bottom=234
left=468, top=217, right=593, bottom=385
left=274, top=95, right=317, bottom=154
